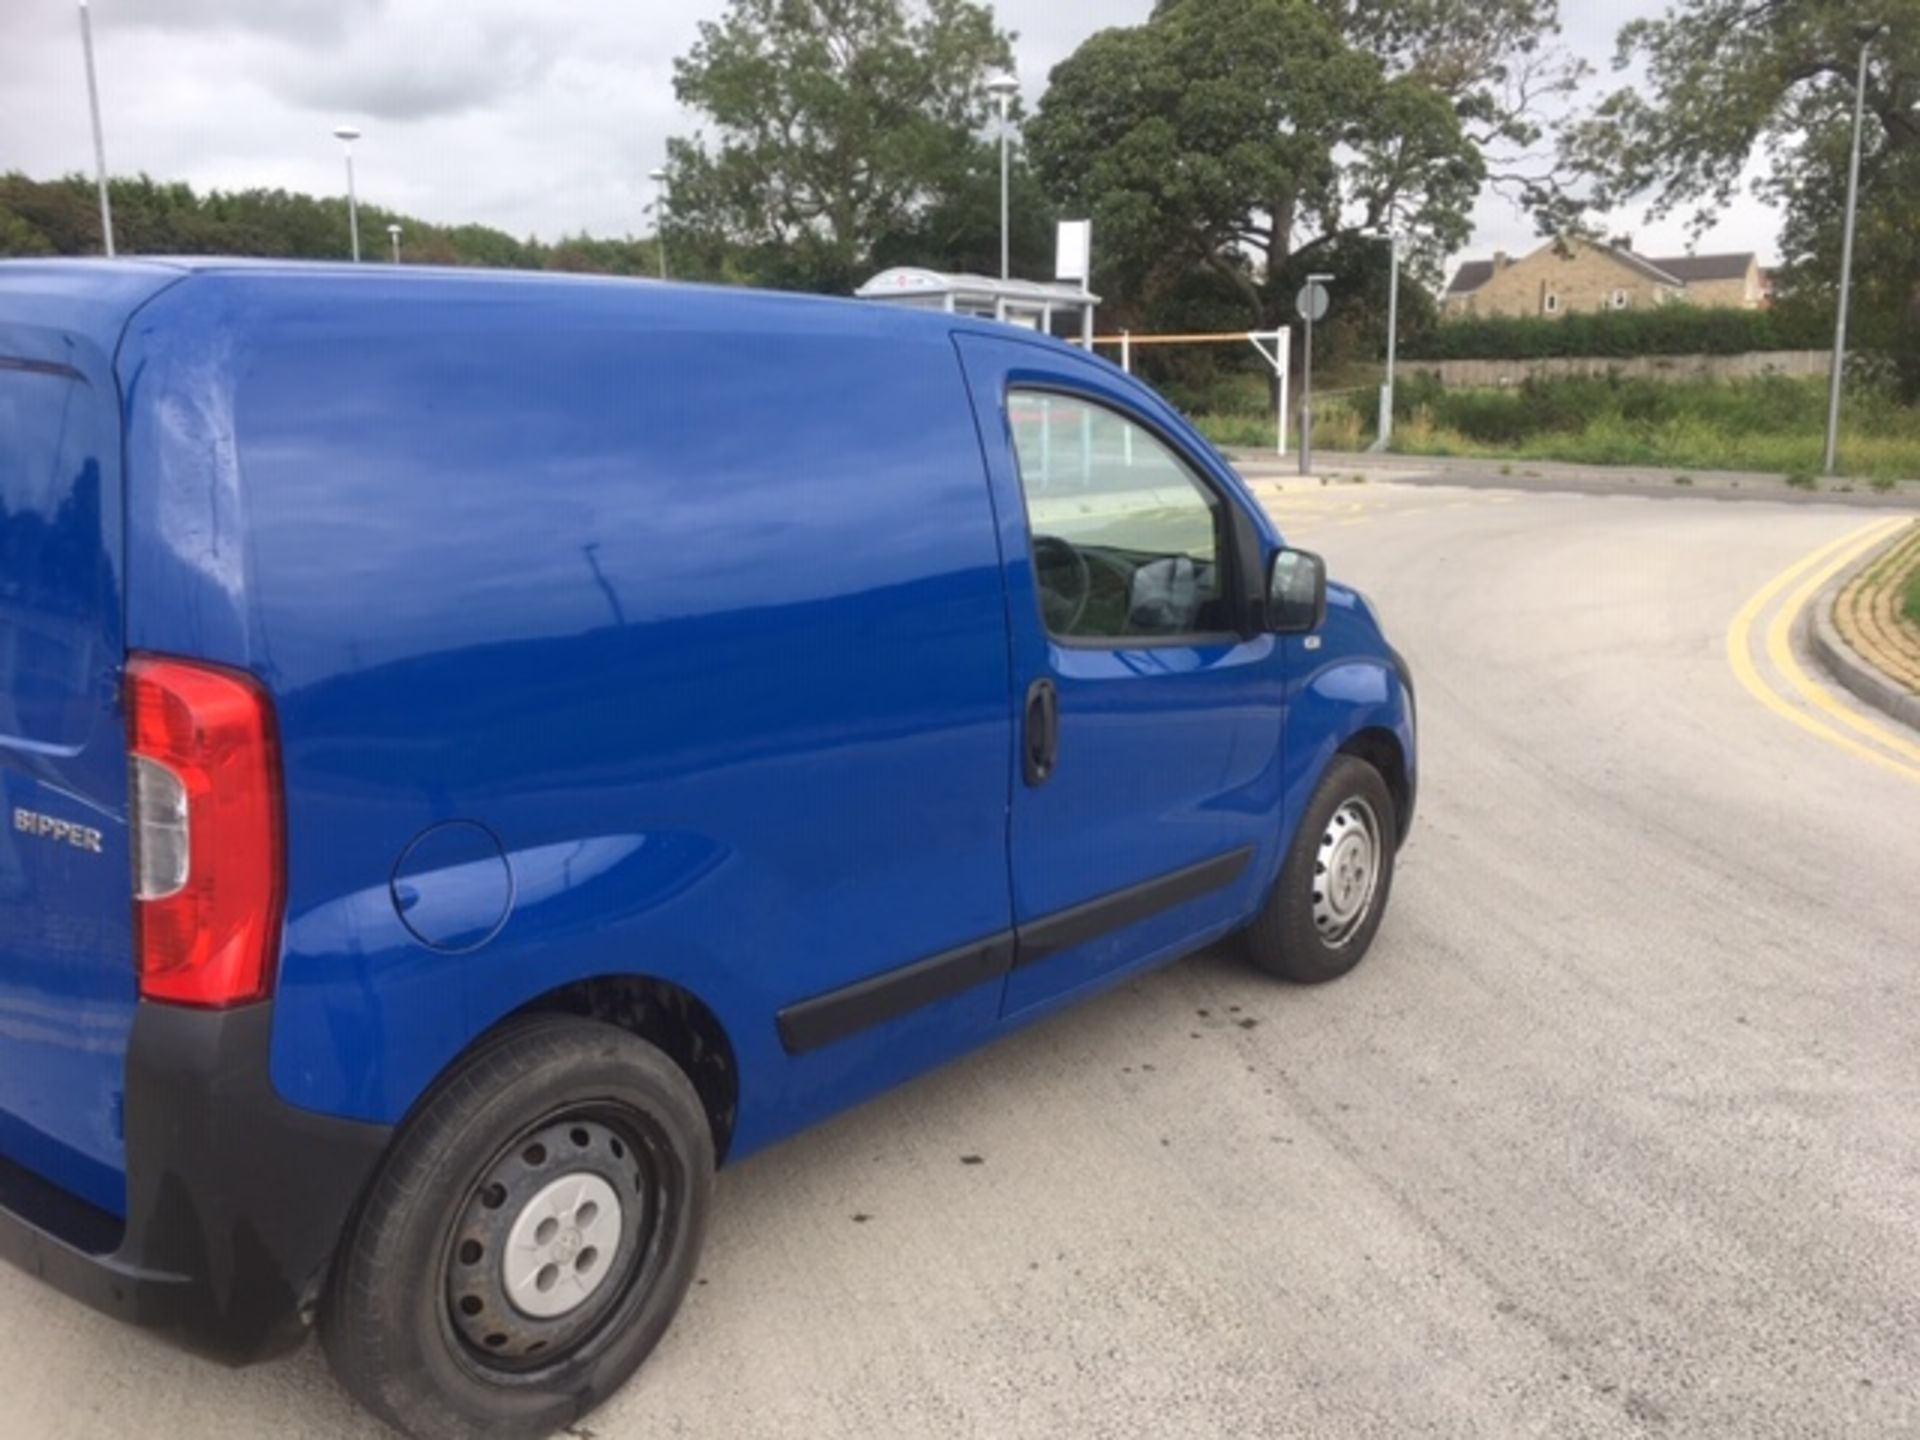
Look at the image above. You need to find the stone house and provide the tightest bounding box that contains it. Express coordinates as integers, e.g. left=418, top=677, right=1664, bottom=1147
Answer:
left=1443, top=237, right=1767, bottom=318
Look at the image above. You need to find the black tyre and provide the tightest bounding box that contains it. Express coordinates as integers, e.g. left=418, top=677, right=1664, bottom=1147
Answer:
left=321, top=1017, right=713, bottom=1440
left=1241, top=754, right=1397, bottom=984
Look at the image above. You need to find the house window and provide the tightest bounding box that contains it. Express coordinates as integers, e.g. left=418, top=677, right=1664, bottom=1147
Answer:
left=1611, top=289, right=1631, bottom=310
left=1543, top=291, right=1560, bottom=315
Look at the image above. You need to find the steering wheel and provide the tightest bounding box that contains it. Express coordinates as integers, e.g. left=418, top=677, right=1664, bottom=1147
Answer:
left=1031, top=534, right=1091, bottom=634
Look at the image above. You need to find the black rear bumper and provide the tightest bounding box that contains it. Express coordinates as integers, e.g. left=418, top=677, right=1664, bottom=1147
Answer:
left=0, top=1001, right=390, bottom=1365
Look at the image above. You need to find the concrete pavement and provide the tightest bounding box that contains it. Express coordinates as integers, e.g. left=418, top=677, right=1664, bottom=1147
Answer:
left=4, top=481, right=1918, bottom=1439
left=1233, top=449, right=1920, bottom=509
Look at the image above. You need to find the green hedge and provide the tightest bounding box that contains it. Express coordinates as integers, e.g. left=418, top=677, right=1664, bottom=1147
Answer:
left=1404, top=304, right=1832, bottom=361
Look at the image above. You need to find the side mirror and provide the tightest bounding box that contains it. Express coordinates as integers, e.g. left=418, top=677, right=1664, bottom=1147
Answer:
left=1267, top=547, right=1326, bottom=633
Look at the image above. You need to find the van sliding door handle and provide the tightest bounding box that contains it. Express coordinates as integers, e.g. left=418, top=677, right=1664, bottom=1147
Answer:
left=1023, top=678, right=1058, bottom=787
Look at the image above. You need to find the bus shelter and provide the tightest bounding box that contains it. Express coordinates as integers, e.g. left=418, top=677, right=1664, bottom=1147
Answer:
left=855, top=267, right=1098, bottom=348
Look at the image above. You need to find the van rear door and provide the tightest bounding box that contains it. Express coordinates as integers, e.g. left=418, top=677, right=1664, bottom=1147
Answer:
left=0, top=262, right=177, bottom=1218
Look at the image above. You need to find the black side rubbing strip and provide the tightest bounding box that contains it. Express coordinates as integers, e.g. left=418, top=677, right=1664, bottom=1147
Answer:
left=0, top=355, right=89, bottom=384
left=1014, top=846, right=1253, bottom=969
left=777, top=934, right=1016, bottom=1055
left=776, top=846, right=1255, bottom=1053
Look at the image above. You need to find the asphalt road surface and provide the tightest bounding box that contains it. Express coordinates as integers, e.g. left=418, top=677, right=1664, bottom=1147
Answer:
left=6, top=480, right=1919, bottom=1439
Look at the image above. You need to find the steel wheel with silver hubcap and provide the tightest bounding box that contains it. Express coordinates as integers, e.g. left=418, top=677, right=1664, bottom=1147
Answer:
left=1311, top=798, right=1381, bottom=948
left=1239, top=756, right=1396, bottom=982
left=321, top=1019, right=713, bottom=1440
left=443, top=1112, right=664, bottom=1372
left=503, top=1172, right=624, bottom=1319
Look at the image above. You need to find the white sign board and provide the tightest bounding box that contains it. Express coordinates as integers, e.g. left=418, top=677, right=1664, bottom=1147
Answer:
left=1055, top=220, right=1091, bottom=283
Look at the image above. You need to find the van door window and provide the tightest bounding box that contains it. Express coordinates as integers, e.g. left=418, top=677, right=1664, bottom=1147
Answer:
left=1006, top=391, right=1230, bottom=642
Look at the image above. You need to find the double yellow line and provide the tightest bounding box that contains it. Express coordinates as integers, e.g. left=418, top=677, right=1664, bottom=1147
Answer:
left=1726, top=516, right=1920, bottom=785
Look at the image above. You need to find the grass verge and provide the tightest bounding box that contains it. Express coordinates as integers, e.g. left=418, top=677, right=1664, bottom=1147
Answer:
left=1193, top=373, right=1920, bottom=482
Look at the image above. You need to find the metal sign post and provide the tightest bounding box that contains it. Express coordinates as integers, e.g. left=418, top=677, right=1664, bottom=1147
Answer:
left=1296, top=276, right=1332, bottom=475
left=1246, top=329, right=1292, bottom=458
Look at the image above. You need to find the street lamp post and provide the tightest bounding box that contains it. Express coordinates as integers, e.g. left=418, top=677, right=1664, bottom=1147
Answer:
left=332, top=125, right=362, bottom=262
left=987, top=72, right=1019, bottom=280
left=387, top=223, right=402, bottom=264
left=648, top=167, right=669, bottom=280
left=77, top=1, right=115, bottom=256
left=1373, top=233, right=1402, bottom=452
left=1823, top=29, right=1877, bottom=476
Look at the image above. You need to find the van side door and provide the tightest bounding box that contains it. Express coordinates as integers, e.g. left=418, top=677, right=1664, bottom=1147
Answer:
left=953, top=332, right=1288, bottom=1019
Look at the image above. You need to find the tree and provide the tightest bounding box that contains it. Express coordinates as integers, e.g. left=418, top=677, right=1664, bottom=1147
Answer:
left=0, top=172, right=653, bottom=278
left=869, top=150, right=1055, bottom=279
left=0, top=174, right=98, bottom=254
left=1564, top=1, right=1920, bottom=391
left=664, top=0, right=1016, bottom=294
left=1025, top=0, right=1575, bottom=331
left=1335, top=0, right=1585, bottom=202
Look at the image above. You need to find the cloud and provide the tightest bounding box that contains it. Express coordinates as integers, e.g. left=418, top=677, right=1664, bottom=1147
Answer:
left=268, top=12, right=562, bottom=122
left=111, top=0, right=383, bottom=43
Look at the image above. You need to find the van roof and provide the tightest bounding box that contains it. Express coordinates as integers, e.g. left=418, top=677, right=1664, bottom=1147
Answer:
left=0, top=256, right=1093, bottom=355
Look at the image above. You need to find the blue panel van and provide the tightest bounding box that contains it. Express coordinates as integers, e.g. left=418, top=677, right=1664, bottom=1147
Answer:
left=0, top=260, right=1414, bottom=1439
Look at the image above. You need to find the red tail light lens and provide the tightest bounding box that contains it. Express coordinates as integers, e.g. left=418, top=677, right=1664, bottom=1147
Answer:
left=126, top=655, right=285, bottom=1007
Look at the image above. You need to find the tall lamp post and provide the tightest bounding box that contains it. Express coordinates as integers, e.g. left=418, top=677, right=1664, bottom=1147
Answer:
left=332, top=125, right=362, bottom=262
left=649, top=167, right=669, bottom=280
left=987, top=72, right=1019, bottom=280
left=77, top=0, right=115, bottom=256
left=387, top=223, right=402, bottom=264
left=1372, top=232, right=1402, bottom=452
left=1823, top=27, right=1879, bottom=476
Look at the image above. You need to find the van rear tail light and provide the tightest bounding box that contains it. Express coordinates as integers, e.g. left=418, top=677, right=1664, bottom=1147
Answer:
left=126, top=656, right=285, bottom=1007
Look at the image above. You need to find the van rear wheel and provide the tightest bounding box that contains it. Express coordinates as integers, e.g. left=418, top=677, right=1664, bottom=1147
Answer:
left=1241, top=754, right=1397, bottom=984
left=321, top=1018, right=712, bottom=1440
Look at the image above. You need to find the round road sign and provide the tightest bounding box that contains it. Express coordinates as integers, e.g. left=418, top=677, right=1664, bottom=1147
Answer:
left=1295, top=282, right=1330, bottom=322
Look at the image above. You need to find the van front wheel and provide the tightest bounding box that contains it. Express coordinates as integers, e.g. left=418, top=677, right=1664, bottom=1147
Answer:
left=1241, top=754, right=1397, bottom=984
left=321, top=1018, right=713, bottom=1440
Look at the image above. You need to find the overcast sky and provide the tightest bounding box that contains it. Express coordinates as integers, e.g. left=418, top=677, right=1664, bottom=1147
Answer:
left=0, top=0, right=1780, bottom=269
